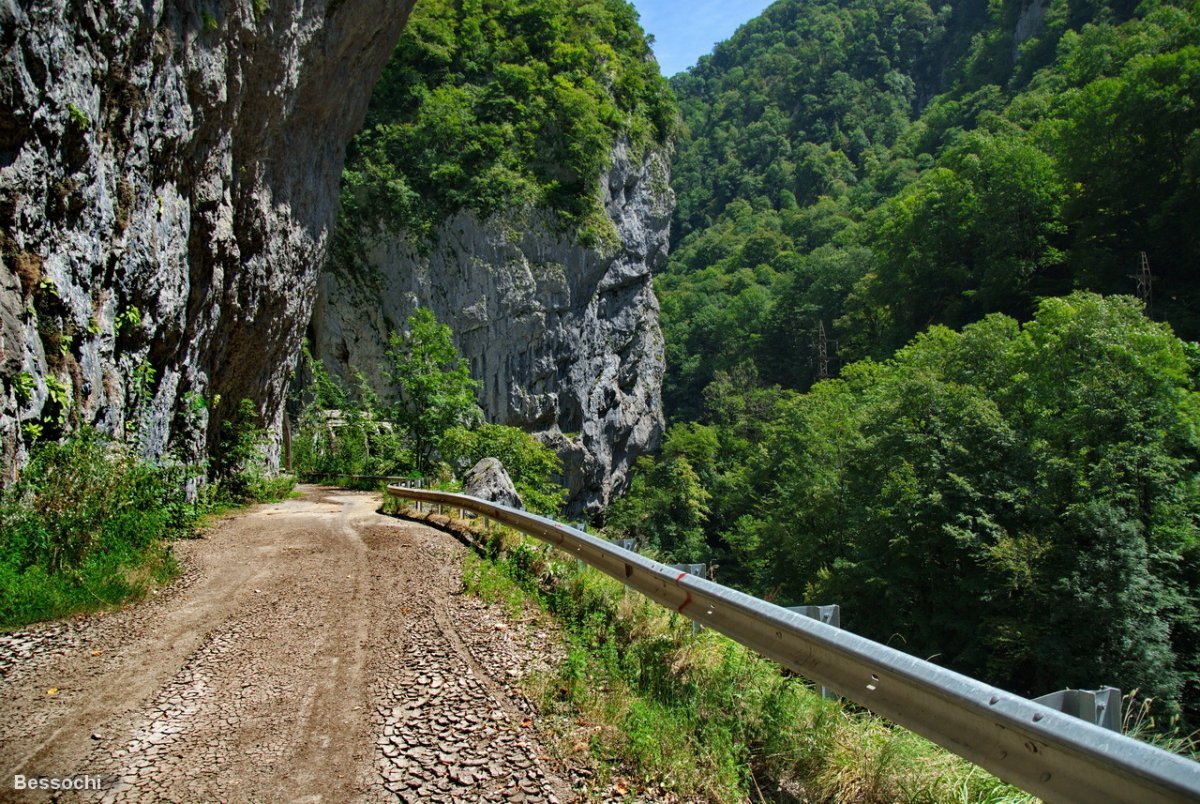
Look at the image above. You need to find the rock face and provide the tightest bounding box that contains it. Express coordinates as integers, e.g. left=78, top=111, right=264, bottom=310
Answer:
left=1014, top=0, right=1051, bottom=53
left=0, top=0, right=412, bottom=478
left=463, top=457, right=522, bottom=510
left=310, top=139, right=672, bottom=515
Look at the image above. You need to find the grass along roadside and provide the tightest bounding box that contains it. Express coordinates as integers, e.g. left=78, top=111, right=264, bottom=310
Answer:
left=445, top=515, right=1034, bottom=802
left=0, top=429, right=295, bottom=630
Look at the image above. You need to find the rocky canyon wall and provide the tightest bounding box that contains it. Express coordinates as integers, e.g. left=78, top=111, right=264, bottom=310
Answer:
left=0, top=0, right=412, bottom=476
left=310, top=139, right=673, bottom=514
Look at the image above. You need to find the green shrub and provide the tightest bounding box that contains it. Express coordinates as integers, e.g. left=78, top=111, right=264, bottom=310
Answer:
left=292, top=347, right=411, bottom=479
left=0, top=430, right=196, bottom=628
left=65, top=102, right=89, bottom=132
left=213, top=398, right=295, bottom=504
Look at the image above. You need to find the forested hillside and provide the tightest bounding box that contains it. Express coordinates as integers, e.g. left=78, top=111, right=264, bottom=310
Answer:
left=661, top=0, right=1199, bottom=417
left=613, top=0, right=1200, bottom=725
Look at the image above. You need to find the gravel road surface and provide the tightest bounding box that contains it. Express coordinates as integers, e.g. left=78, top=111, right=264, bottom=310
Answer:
left=0, top=486, right=570, bottom=802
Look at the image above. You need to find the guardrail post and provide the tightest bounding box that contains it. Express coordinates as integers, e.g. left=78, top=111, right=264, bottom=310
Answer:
left=573, top=523, right=590, bottom=570
left=787, top=605, right=841, bottom=699
left=617, top=539, right=637, bottom=598
left=1033, top=687, right=1122, bottom=732
left=672, top=563, right=707, bottom=635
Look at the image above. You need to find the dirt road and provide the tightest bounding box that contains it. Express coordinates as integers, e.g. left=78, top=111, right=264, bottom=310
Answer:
left=0, top=486, right=570, bottom=802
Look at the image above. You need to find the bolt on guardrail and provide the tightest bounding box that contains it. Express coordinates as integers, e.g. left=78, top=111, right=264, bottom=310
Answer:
left=385, top=485, right=1200, bottom=802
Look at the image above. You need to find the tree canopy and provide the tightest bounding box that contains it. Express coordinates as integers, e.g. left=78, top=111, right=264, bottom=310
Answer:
left=612, top=293, right=1200, bottom=721
left=338, top=0, right=676, bottom=246
left=659, top=0, right=1200, bottom=419
left=292, top=311, right=566, bottom=514
left=385, top=309, right=483, bottom=475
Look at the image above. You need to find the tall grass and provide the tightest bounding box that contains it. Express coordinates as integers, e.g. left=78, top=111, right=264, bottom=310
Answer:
left=0, top=428, right=294, bottom=629
left=460, top=526, right=1034, bottom=802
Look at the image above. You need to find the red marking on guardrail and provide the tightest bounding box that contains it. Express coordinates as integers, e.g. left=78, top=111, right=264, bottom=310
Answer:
left=677, top=591, right=693, bottom=613
left=675, top=572, right=687, bottom=585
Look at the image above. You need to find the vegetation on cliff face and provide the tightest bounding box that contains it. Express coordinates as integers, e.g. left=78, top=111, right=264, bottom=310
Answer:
left=339, top=0, right=676, bottom=245
left=292, top=309, right=567, bottom=515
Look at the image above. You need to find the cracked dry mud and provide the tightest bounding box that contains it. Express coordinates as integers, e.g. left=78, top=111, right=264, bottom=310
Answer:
left=0, top=486, right=572, bottom=802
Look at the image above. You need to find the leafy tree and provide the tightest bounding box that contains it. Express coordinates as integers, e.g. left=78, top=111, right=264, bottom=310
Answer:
left=606, top=453, right=711, bottom=562
left=731, top=377, right=862, bottom=599
left=295, top=320, right=567, bottom=510
left=386, top=308, right=483, bottom=475
left=292, top=349, right=410, bottom=478
left=846, top=128, right=1069, bottom=354
left=213, top=399, right=270, bottom=503
left=984, top=294, right=1199, bottom=704
left=1051, top=39, right=1200, bottom=334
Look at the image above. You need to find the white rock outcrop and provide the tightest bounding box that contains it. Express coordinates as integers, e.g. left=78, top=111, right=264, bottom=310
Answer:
left=463, top=457, right=523, bottom=510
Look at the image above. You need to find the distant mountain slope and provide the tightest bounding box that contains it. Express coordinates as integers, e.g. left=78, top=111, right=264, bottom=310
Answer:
left=661, top=0, right=1199, bottom=420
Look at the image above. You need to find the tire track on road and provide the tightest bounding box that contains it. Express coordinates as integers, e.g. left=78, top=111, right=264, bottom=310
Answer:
left=1, top=487, right=576, bottom=803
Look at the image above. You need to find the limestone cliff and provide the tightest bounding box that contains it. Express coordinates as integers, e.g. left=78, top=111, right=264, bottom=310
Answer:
left=310, top=139, right=672, bottom=514
left=0, top=0, right=412, bottom=477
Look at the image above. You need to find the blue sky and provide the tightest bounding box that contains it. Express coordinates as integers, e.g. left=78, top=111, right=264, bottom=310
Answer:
left=631, top=0, right=779, bottom=76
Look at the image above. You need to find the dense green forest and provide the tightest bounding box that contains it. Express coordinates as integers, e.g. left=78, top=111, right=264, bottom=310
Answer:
left=613, top=0, right=1200, bottom=726
left=661, top=0, right=1199, bottom=417
left=338, top=0, right=675, bottom=248
left=613, top=294, right=1200, bottom=717
left=318, top=0, right=1200, bottom=730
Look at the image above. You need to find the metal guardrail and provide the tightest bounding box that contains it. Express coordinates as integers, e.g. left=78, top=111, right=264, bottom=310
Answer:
left=386, top=485, right=1200, bottom=802
left=300, top=473, right=422, bottom=484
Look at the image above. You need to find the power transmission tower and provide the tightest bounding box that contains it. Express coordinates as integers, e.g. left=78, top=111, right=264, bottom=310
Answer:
left=810, top=320, right=842, bottom=380
left=807, top=320, right=840, bottom=380
left=1134, top=251, right=1153, bottom=314
left=816, top=320, right=830, bottom=380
